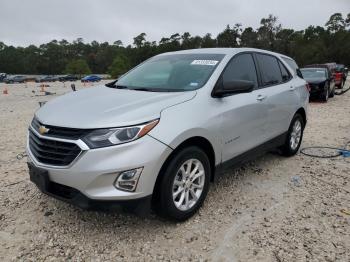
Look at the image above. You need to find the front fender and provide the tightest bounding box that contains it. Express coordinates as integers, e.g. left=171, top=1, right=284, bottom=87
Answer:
left=148, top=99, right=223, bottom=166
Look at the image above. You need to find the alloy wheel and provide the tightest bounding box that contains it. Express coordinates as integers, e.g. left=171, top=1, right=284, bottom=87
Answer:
left=172, top=159, right=205, bottom=211
left=290, top=119, right=302, bottom=150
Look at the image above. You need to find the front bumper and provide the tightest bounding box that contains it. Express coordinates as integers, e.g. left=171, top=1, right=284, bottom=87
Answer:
left=26, top=130, right=173, bottom=202
left=27, top=162, right=152, bottom=211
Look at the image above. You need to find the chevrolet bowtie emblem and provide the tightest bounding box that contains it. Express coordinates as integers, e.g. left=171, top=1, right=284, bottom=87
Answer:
left=39, top=125, right=50, bottom=135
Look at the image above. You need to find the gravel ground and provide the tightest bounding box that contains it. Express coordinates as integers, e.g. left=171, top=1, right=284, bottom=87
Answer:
left=0, top=79, right=349, bottom=261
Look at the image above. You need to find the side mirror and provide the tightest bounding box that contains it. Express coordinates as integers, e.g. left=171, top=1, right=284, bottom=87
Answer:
left=213, top=80, right=255, bottom=97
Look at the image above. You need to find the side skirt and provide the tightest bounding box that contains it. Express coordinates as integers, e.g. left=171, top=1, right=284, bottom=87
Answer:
left=215, top=132, right=287, bottom=176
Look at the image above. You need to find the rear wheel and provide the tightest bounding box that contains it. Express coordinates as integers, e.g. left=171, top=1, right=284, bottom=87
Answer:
left=154, top=146, right=210, bottom=221
left=281, top=114, right=304, bottom=156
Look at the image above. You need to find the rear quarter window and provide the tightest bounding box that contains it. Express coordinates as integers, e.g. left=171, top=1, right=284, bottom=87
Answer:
left=278, top=61, right=291, bottom=82
left=282, top=57, right=302, bottom=77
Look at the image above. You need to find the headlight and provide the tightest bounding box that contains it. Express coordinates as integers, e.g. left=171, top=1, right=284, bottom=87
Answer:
left=82, top=119, right=159, bottom=148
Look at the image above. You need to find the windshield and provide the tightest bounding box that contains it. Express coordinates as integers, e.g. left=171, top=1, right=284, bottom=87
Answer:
left=335, top=65, right=344, bottom=72
left=300, top=68, right=326, bottom=78
left=115, top=53, right=225, bottom=92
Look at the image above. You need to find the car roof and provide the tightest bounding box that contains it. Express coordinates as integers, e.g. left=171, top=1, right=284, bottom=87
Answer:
left=301, top=67, right=326, bottom=70
left=157, top=47, right=294, bottom=60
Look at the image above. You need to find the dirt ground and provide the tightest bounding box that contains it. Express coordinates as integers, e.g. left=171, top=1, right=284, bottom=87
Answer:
left=0, top=79, right=349, bottom=261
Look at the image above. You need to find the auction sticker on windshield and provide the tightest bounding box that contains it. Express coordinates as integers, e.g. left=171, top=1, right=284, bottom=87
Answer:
left=191, top=60, right=218, bottom=66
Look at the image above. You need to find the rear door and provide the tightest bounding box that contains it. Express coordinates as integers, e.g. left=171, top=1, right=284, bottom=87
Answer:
left=216, top=53, right=269, bottom=162
left=255, top=53, right=299, bottom=139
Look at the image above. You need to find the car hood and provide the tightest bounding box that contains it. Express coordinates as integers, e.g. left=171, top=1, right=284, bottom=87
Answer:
left=35, top=86, right=196, bottom=128
left=304, top=77, right=327, bottom=85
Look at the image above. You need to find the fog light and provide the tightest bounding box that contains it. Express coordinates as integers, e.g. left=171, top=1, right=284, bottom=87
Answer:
left=114, top=168, right=143, bottom=192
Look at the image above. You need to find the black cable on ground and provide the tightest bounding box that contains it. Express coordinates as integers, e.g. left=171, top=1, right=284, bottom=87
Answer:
left=335, top=86, right=350, bottom=95
left=301, top=141, right=350, bottom=158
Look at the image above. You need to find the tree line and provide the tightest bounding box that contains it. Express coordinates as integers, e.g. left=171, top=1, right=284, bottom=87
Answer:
left=0, top=13, right=349, bottom=77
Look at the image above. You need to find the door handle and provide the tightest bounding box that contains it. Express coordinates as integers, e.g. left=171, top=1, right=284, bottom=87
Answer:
left=289, top=86, right=296, bottom=91
left=256, top=94, right=267, bottom=101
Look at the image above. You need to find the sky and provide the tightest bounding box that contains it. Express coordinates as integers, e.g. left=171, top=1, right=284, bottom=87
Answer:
left=0, top=0, right=349, bottom=47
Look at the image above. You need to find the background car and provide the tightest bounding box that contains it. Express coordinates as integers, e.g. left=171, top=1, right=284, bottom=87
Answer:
left=335, top=64, right=348, bottom=89
left=300, top=67, right=335, bottom=102
left=4, top=75, right=27, bottom=84
left=81, top=75, right=102, bottom=82
left=58, top=75, right=78, bottom=82
left=35, top=75, right=58, bottom=83
left=0, top=73, right=7, bottom=82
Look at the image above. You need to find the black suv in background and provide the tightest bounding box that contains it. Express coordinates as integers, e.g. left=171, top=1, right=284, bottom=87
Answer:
left=4, top=75, right=27, bottom=84
left=58, top=75, right=78, bottom=82
left=35, top=75, right=58, bottom=83
left=300, top=67, right=335, bottom=102
left=0, top=73, right=7, bottom=82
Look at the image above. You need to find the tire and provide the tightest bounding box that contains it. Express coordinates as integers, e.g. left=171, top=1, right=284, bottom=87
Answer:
left=280, top=114, right=304, bottom=157
left=154, top=146, right=211, bottom=221
left=329, top=85, right=335, bottom=98
left=321, top=85, right=329, bottom=102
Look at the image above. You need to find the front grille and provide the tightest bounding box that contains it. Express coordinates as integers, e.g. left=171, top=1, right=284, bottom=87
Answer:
left=31, top=118, right=90, bottom=140
left=29, top=129, right=82, bottom=166
left=308, top=84, right=319, bottom=90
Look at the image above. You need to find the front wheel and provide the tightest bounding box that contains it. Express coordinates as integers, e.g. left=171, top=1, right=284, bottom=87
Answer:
left=321, top=85, right=329, bottom=102
left=154, top=146, right=211, bottom=221
left=329, top=85, right=335, bottom=98
left=280, top=114, right=304, bottom=156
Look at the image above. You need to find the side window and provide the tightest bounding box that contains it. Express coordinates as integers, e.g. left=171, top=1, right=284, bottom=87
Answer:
left=278, top=61, right=291, bottom=82
left=222, top=53, right=258, bottom=88
left=256, top=54, right=282, bottom=86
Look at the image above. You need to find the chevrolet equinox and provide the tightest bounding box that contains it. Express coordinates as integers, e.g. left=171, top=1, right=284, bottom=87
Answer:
left=27, top=48, right=309, bottom=221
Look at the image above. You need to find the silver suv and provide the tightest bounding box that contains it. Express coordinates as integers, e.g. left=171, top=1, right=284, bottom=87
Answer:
left=27, top=48, right=309, bottom=220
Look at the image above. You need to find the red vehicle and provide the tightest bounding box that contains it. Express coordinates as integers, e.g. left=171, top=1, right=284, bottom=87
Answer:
left=334, top=64, right=348, bottom=89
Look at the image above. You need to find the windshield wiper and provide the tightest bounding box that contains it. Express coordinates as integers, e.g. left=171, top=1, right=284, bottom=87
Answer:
left=106, top=81, right=130, bottom=90
left=105, top=80, right=117, bottom=88
left=130, top=88, right=159, bottom=92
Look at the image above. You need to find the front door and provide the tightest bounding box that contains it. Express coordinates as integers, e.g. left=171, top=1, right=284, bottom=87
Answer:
left=214, top=53, right=269, bottom=162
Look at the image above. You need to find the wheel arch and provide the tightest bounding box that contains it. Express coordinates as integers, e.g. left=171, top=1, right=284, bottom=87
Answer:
left=295, top=107, right=307, bottom=126
left=152, top=136, right=216, bottom=206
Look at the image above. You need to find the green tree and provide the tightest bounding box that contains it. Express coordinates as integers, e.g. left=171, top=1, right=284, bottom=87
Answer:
left=133, top=33, right=147, bottom=48
left=240, top=27, right=258, bottom=47
left=201, top=33, right=217, bottom=48
left=346, top=13, right=350, bottom=25
left=257, top=14, right=281, bottom=49
left=64, top=59, right=91, bottom=77
left=217, top=24, right=241, bottom=47
left=1, top=13, right=350, bottom=75
left=108, top=55, right=130, bottom=78
left=325, top=13, right=346, bottom=32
